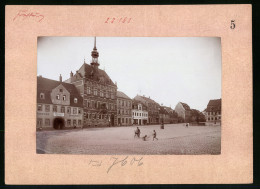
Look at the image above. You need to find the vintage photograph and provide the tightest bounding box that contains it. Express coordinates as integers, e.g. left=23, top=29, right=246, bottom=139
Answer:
left=36, top=37, right=221, bottom=155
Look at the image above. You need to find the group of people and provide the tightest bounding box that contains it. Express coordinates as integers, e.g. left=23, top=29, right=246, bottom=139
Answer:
left=134, top=127, right=158, bottom=141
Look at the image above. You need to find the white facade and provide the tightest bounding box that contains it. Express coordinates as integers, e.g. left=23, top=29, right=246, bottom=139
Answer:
left=132, top=103, right=148, bottom=125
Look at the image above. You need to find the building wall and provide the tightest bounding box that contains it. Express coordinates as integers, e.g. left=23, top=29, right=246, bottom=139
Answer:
left=132, top=110, right=148, bottom=125
left=117, top=97, right=132, bottom=126
left=205, top=111, right=221, bottom=125
left=36, top=103, right=83, bottom=129
left=50, top=84, right=70, bottom=105
left=175, top=103, right=185, bottom=119
left=71, top=78, right=118, bottom=127
left=132, top=104, right=148, bottom=125
left=134, top=96, right=159, bottom=124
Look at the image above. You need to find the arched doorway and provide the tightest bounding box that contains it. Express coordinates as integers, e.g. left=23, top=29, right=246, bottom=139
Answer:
left=53, top=117, right=65, bottom=130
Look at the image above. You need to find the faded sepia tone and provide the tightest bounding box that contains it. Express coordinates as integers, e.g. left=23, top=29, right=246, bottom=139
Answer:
left=5, top=5, right=252, bottom=184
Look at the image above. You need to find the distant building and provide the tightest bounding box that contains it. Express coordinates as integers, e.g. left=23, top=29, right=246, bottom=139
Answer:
left=132, top=100, right=148, bottom=125
left=159, top=106, right=178, bottom=124
left=64, top=37, right=117, bottom=127
left=175, top=102, right=192, bottom=122
left=134, top=95, right=160, bottom=124
left=37, top=76, right=83, bottom=130
left=205, top=99, right=221, bottom=125
left=117, top=91, right=132, bottom=126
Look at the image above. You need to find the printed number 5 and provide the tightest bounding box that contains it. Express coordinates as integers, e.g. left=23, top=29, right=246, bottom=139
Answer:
left=230, top=20, right=235, bottom=29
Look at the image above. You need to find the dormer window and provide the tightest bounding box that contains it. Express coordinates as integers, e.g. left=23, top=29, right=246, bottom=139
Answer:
left=40, top=93, right=45, bottom=99
left=56, top=95, right=60, bottom=100
left=74, top=98, right=78, bottom=103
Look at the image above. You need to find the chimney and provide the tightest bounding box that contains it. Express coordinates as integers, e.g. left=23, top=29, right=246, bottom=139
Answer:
left=70, top=71, right=73, bottom=78
left=59, top=74, right=62, bottom=82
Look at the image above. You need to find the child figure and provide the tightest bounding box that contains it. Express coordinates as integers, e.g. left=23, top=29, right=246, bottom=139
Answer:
left=153, top=130, right=158, bottom=141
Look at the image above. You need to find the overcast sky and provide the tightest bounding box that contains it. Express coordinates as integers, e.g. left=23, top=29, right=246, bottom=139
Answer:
left=37, top=37, right=221, bottom=111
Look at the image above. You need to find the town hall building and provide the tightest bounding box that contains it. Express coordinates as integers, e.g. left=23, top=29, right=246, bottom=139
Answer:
left=64, top=37, right=118, bottom=127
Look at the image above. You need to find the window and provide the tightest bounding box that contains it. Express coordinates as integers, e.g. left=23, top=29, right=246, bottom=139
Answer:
left=94, top=89, right=97, bottom=96
left=97, top=102, right=100, bottom=109
left=67, top=107, right=71, bottom=114
left=61, top=106, right=65, bottom=113
left=87, top=101, right=90, bottom=108
left=53, top=106, right=57, bottom=112
left=73, top=120, right=77, bottom=126
left=60, top=89, right=63, bottom=92
left=40, top=93, right=45, bottom=99
left=45, top=105, right=50, bottom=112
left=100, top=91, right=104, bottom=97
left=45, top=119, right=50, bottom=126
left=87, top=87, right=91, bottom=94
left=63, top=95, right=66, bottom=101
left=78, top=120, right=81, bottom=126
left=73, top=108, right=77, bottom=114
left=78, top=109, right=81, bottom=114
left=126, top=118, right=128, bottom=124
left=56, top=95, right=60, bottom=100
left=91, top=101, right=95, bottom=108
left=74, top=98, right=78, bottom=103
left=37, top=118, right=42, bottom=126
left=67, top=119, right=71, bottom=126
left=37, top=104, right=42, bottom=111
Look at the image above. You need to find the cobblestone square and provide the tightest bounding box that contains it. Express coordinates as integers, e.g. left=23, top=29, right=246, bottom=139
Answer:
left=36, top=124, right=221, bottom=155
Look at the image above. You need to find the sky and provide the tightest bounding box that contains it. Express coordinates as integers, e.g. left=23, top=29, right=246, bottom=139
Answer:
left=37, top=37, right=221, bottom=111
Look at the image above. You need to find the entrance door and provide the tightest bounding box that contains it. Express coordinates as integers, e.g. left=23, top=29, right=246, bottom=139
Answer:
left=53, top=118, right=65, bottom=130
left=111, top=114, right=115, bottom=126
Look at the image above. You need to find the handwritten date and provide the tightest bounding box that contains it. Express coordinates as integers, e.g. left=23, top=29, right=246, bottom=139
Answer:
left=13, top=9, right=44, bottom=22
left=105, top=17, right=132, bottom=24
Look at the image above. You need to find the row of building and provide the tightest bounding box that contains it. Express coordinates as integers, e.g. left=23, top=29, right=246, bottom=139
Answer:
left=37, top=38, right=221, bottom=130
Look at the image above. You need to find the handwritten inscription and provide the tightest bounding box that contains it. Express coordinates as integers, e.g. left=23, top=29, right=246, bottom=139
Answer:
left=88, top=156, right=144, bottom=173
left=105, top=17, right=132, bottom=24
left=13, top=9, right=44, bottom=22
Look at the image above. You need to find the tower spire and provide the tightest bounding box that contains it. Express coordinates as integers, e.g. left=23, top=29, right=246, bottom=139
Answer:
left=91, top=36, right=100, bottom=68
left=94, top=36, right=97, bottom=50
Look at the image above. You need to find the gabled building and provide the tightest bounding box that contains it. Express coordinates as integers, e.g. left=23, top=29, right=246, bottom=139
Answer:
left=205, top=99, right=221, bottom=125
left=37, top=76, right=83, bottom=130
left=159, top=106, right=178, bottom=124
left=134, top=95, right=160, bottom=124
left=117, top=91, right=132, bottom=126
left=132, top=100, right=148, bottom=125
left=64, top=37, right=117, bottom=127
left=175, top=102, right=192, bottom=122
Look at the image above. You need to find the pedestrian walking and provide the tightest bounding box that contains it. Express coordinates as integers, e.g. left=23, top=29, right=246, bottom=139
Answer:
left=186, top=123, right=189, bottom=128
left=134, top=127, right=141, bottom=138
left=137, top=127, right=141, bottom=138
left=153, top=130, right=158, bottom=141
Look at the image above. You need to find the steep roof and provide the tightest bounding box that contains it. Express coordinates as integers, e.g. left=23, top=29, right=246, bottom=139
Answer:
left=132, top=99, right=148, bottom=110
left=206, top=99, right=221, bottom=112
left=134, top=95, right=160, bottom=106
left=72, top=63, right=116, bottom=86
left=180, top=102, right=191, bottom=111
left=37, top=76, right=83, bottom=107
left=117, top=91, right=131, bottom=99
